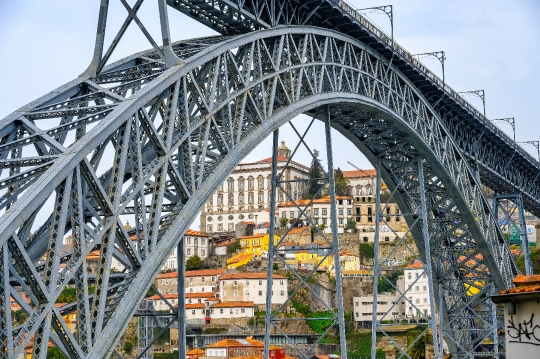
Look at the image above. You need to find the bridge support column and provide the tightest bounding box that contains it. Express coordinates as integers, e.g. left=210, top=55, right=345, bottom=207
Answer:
left=263, top=107, right=347, bottom=359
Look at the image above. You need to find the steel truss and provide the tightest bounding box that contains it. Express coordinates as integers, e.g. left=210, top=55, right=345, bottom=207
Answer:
left=0, top=8, right=521, bottom=359
left=263, top=107, right=347, bottom=359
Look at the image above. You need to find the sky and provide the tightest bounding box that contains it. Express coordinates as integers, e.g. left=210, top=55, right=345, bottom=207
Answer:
left=0, top=1, right=539, bottom=229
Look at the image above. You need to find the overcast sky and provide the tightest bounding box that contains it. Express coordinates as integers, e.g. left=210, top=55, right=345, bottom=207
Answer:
left=1, top=1, right=539, bottom=229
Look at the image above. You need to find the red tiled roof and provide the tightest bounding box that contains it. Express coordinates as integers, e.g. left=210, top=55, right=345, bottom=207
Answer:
left=148, top=293, right=178, bottom=301
left=499, top=284, right=540, bottom=295
left=279, top=241, right=297, bottom=246
left=240, top=234, right=267, bottom=239
left=257, top=155, right=290, bottom=163
left=513, top=273, right=540, bottom=286
left=242, top=221, right=256, bottom=226
left=227, top=253, right=254, bottom=264
left=185, top=229, right=209, bottom=237
left=187, top=348, right=205, bottom=356
left=207, top=338, right=263, bottom=348
left=186, top=269, right=225, bottom=277
left=342, top=169, right=377, bottom=178
left=185, top=292, right=216, bottom=298
left=156, top=272, right=179, bottom=279
left=404, top=261, right=424, bottom=269
left=211, top=301, right=254, bottom=308
left=220, top=272, right=287, bottom=280
left=186, top=303, right=206, bottom=309
left=288, top=227, right=309, bottom=235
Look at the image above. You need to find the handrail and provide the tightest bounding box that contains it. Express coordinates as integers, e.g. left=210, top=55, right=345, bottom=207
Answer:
left=333, top=0, right=539, bottom=166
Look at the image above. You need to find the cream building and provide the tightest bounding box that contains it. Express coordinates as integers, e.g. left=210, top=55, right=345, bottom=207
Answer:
left=200, top=141, right=310, bottom=233
left=219, top=272, right=288, bottom=305
left=209, top=302, right=255, bottom=319
left=353, top=288, right=405, bottom=327
left=277, top=195, right=353, bottom=230
left=155, top=269, right=225, bottom=295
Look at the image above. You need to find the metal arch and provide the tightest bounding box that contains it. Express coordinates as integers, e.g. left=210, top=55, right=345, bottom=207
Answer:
left=0, top=26, right=513, bottom=358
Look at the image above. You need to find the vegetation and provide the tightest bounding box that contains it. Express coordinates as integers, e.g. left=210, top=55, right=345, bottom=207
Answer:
left=377, top=270, right=404, bottom=293
left=307, top=149, right=324, bottom=199
left=346, top=332, right=386, bottom=358
left=56, top=286, right=95, bottom=303
left=185, top=255, right=204, bottom=271
left=46, top=347, right=67, bottom=359
left=155, top=351, right=179, bottom=359
left=407, top=327, right=431, bottom=359
left=123, top=341, right=134, bottom=355
left=227, top=241, right=241, bottom=254
left=359, top=242, right=375, bottom=260
left=11, top=310, right=28, bottom=326
left=516, top=247, right=540, bottom=274
left=273, top=263, right=279, bottom=270
left=380, top=189, right=396, bottom=203
left=279, top=217, right=289, bottom=228
left=291, top=300, right=333, bottom=334
left=334, top=168, right=351, bottom=196
left=203, top=327, right=227, bottom=334
left=345, top=218, right=357, bottom=231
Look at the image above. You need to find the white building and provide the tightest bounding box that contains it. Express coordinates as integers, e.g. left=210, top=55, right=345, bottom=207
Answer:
left=278, top=195, right=353, bottom=230
left=353, top=290, right=405, bottom=327
left=219, top=272, right=288, bottom=305
left=209, top=301, right=255, bottom=319
left=201, top=141, right=310, bottom=233
left=162, top=229, right=210, bottom=270
left=403, top=261, right=431, bottom=319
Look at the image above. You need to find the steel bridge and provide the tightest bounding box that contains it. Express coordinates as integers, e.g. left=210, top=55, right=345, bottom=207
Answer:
left=0, top=1, right=537, bottom=358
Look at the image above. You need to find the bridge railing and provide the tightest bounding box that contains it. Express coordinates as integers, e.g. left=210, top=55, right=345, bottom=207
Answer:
left=334, top=0, right=539, bottom=166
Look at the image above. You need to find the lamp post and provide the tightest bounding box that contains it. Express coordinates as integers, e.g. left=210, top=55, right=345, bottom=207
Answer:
left=492, top=117, right=515, bottom=142
left=413, top=51, right=445, bottom=106
left=356, top=5, right=393, bottom=57
left=459, top=90, right=486, bottom=118
left=518, top=141, right=540, bottom=162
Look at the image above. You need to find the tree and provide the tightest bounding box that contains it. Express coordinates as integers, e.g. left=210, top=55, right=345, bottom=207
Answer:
left=47, top=347, right=67, bottom=359
left=307, top=149, right=324, bottom=199
left=334, top=168, right=350, bottom=196
left=279, top=217, right=289, bottom=228
left=186, top=255, right=204, bottom=271
left=123, top=341, right=134, bottom=355
left=273, top=263, right=279, bottom=270
left=345, top=218, right=356, bottom=231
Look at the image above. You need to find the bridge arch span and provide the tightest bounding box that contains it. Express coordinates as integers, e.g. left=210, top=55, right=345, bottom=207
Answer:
left=0, top=26, right=513, bottom=358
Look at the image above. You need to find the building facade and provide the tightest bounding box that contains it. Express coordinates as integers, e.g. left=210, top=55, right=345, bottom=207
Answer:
left=277, top=196, right=353, bottom=229
left=219, top=272, right=288, bottom=305
left=403, top=261, right=431, bottom=318
left=200, top=141, right=310, bottom=233
left=353, top=290, right=406, bottom=327
left=162, top=229, right=210, bottom=270
left=155, top=269, right=225, bottom=295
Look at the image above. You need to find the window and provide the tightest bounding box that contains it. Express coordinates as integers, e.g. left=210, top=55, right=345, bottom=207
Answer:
left=259, top=291, right=263, bottom=296
left=233, top=281, right=237, bottom=286
left=211, top=309, right=214, bottom=314
left=202, top=277, right=205, bottom=282
left=280, top=290, right=285, bottom=296
left=282, top=212, right=287, bottom=218
left=314, top=209, right=319, bottom=216
left=280, top=280, right=284, bottom=285
left=290, top=211, right=295, bottom=218
left=190, top=288, right=193, bottom=292
left=363, top=237, right=368, bottom=242
left=212, top=277, right=215, bottom=282
left=188, top=299, right=192, bottom=304
left=194, top=238, right=198, bottom=246
left=423, top=286, right=427, bottom=291
left=246, top=290, right=250, bottom=295
left=322, top=209, right=327, bottom=216
left=408, top=273, right=412, bottom=280
left=220, top=309, right=224, bottom=314
left=416, top=298, right=420, bottom=304
left=424, top=298, right=428, bottom=303
left=339, top=219, right=343, bottom=224
left=187, top=248, right=191, bottom=255
left=239, top=177, right=245, bottom=190
left=233, top=290, right=238, bottom=298
left=339, top=209, right=343, bottom=215
left=207, top=225, right=213, bottom=232
left=259, top=280, right=262, bottom=285
left=248, top=177, right=254, bottom=189
left=415, top=286, right=419, bottom=292
left=241, top=308, right=245, bottom=313
left=218, top=223, right=223, bottom=231
left=246, top=280, right=249, bottom=285
left=347, top=209, right=352, bottom=215
left=355, top=302, right=359, bottom=307
left=201, top=249, right=206, bottom=256
left=191, top=310, right=195, bottom=315
left=230, top=309, right=234, bottom=314
left=186, top=238, right=191, bottom=244
left=258, top=176, right=264, bottom=189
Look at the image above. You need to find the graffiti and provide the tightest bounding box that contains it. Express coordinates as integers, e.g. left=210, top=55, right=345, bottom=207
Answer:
left=507, top=313, right=540, bottom=346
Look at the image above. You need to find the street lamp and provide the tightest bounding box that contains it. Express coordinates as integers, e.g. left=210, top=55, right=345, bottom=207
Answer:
left=518, top=141, right=540, bottom=162
left=459, top=90, right=485, bottom=118
left=413, top=51, right=446, bottom=106
left=491, top=117, right=515, bottom=141
left=356, top=5, right=393, bottom=61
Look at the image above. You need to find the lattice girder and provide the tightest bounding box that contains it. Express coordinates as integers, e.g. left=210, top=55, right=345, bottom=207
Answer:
left=0, top=27, right=513, bottom=358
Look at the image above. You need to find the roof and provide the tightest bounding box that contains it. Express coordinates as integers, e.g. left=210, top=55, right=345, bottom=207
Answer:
left=404, top=261, right=424, bottom=269
left=220, top=272, right=287, bottom=280
left=211, top=301, right=254, bottom=308
left=342, top=169, right=377, bottom=178
left=156, top=272, right=180, bottom=279
left=148, top=293, right=178, bottom=301
left=207, top=338, right=264, bottom=348
left=240, top=234, right=267, bottom=239
left=215, top=241, right=232, bottom=248
left=186, top=269, right=225, bottom=277
left=185, top=292, right=216, bottom=299
left=227, top=253, right=254, bottom=265
left=279, top=241, right=298, bottom=246
left=185, top=303, right=206, bottom=309
left=492, top=274, right=540, bottom=303
left=185, top=229, right=210, bottom=237
left=187, top=348, right=205, bottom=356
left=288, top=227, right=309, bottom=235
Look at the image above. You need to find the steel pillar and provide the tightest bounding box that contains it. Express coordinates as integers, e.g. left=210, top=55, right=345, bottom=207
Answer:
left=263, top=109, right=347, bottom=359
left=177, top=239, right=186, bottom=359
left=492, top=194, right=532, bottom=275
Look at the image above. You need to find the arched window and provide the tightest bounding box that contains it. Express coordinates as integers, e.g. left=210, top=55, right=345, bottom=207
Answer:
left=267, top=175, right=272, bottom=189
left=228, top=193, right=234, bottom=205
left=238, top=176, right=245, bottom=190
left=238, top=193, right=244, bottom=204
left=218, top=194, right=223, bottom=205
left=356, top=185, right=362, bottom=196
left=258, top=191, right=264, bottom=203
left=248, top=176, right=254, bottom=189
left=258, top=175, right=264, bottom=189
left=248, top=192, right=254, bottom=204
left=227, top=177, right=234, bottom=191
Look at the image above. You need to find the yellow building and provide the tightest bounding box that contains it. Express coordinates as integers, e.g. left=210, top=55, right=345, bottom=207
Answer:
left=227, top=253, right=254, bottom=269
left=294, top=248, right=333, bottom=271
left=239, top=233, right=281, bottom=256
